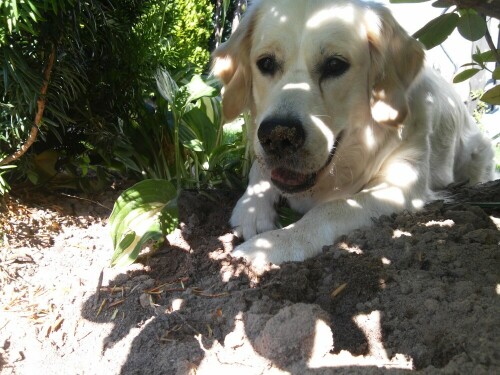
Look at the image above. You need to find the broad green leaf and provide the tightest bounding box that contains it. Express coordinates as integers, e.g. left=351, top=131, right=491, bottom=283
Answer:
left=109, top=179, right=178, bottom=267
left=453, top=68, right=480, bottom=83
left=413, top=13, right=459, bottom=50
left=156, top=68, right=179, bottom=105
left=457, top=10, right=487, bottom=41
left=183, top=138, right=204, bottom=152
left=481, top=85, right=500, bottom=105
left=182, top=106, right=218, bottom=152
left=185, top=75, right=217, bottom=104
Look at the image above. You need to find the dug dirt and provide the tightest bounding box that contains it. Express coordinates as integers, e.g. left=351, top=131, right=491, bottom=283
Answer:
left=1, top=181, right=499, bottom=374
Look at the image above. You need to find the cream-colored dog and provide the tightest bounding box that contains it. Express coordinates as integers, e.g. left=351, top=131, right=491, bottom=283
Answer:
left=213, top=0, right=494, bottom=272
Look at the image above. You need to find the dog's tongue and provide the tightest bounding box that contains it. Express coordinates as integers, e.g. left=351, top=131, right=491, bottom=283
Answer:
left=271, top=168, right=309, bottom=186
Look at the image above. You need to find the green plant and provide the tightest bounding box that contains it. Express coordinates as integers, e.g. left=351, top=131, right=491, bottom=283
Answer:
left=133, top=0, right=214, bottom=74
left=391, top=0, right=500, bottom=104
left=109, top=179, right=178, bottom=267
left=0, top=0, right=218, bottom=195
left=108, top=70, right=251, bottom=266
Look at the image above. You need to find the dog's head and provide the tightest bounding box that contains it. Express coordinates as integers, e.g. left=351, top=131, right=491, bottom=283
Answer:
left=213, top=0, right=424, bottom=194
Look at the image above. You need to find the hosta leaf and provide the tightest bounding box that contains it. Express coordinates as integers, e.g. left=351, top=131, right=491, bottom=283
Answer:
left=185, top=74, right=217, bottom=104
left=481, top=85, right=500, bottom=105
left=109, top=179, right=178, bottom=267
left=457, top=10, right=487, bottom=41
left=413, top=13, right=459, bottom=50
left=183, top=138, right=204, bottom=152
left=453, top=68, right=480, bottom=83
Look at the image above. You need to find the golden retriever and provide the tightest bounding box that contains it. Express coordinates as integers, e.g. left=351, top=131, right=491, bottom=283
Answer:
left=213, top=0, right=494, bottom=272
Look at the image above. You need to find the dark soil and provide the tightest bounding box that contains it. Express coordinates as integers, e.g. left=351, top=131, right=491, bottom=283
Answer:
left=1, top=181, right=499, bottom=374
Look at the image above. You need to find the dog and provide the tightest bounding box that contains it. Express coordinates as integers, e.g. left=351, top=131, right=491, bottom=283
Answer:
left=212, top=0, right=494, bottom=273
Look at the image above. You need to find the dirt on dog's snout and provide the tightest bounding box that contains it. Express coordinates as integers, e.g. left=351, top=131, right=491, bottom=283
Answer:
left=1, top=182, right=499, bottom=374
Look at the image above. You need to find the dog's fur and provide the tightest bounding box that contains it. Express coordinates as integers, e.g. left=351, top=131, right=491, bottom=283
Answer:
left=213, top=0, right=494, bottom=272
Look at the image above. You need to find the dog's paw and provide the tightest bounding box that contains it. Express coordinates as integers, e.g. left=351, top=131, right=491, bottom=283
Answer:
left=230, top=194, right=278, bottom=240
left=232, top=230, right=305, bottom=274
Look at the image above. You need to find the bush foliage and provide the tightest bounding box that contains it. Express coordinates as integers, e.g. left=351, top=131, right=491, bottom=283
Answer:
left=0, top=0, right=217, bottom=192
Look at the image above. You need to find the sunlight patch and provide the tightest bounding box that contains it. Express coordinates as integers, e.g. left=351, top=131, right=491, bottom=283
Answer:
left=424, top=219, right=454, bottom=227
left=386, top=162, right=418, bottom=187
left=338, top=242, right=364, bottom=255
left=307, top=319, right=334, bottom=367
left=347, top=199, right=362, bottom=208
left=248, top=180, right=272, bottom=197
left=392, top=229, right=411, bottom=239
left=283, top=82, right=310, bottom=91
left=412, top=199, right=425, bottom=209
left=307, top=5, right=355, bottom=28
left=310, top=115, right=334, bottom=152
left=364, top=126, right=376, bottom=150
left=371, top=185, right=405, bottom=206
left=171, top=299, right=183, bottom=312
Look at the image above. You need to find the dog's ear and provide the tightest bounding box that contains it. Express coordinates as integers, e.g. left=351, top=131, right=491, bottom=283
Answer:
left=212, top=5, right=257, bottom=121
left=366, top=5, right=424, bottom=127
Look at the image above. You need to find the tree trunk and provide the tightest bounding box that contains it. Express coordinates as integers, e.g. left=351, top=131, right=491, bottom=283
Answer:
left=0, top=43, right=56, bottom=166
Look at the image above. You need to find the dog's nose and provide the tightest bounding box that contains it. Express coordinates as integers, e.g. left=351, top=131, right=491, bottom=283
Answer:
left=258, top=117, right=305, bottom=155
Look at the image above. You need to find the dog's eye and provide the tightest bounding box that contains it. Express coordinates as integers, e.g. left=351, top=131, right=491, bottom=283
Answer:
left=321, top=57, right=350, bottom=79
left=257, top=56, right=278, bottom=76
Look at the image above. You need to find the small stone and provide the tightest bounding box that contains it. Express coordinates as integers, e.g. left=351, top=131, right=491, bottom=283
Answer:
left=139, top=293, right=152, bottom=308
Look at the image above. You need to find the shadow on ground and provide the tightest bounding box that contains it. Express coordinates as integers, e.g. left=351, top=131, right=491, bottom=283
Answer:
left=80, top=183, right=500, bottom=374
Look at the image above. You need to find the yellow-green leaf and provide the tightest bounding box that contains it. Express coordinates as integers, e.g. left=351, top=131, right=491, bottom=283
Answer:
left=453, top=68, right=480, bottom=83
left=481, top=85, right=500, bottom=105
left=109, top=179, right=178, bottom=267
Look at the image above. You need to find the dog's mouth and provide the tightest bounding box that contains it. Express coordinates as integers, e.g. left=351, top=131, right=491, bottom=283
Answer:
left=270, top=133, right=342, bottom=193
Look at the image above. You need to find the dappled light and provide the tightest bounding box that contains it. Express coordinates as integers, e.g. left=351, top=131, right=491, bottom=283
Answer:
left=306, top=4, right=355, bottom=29
left=366, top=183, right=406, bottom=206
left=364, top=125, right=376, bottom=150
left=371, top=99, right=401, bottom=125
left=346, top=198, right=363, bottom=208
left=424, top=219, right=455, bottom=227
left=310, top=115, right=335, bottom=151
left=392, top=229, right=411, bottom=238
left=282, top=82, right=311, bottom=91
left=3, top=0, right=499, bottom=372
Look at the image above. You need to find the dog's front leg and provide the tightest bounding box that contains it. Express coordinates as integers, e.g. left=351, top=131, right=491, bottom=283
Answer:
left=230, top=161, right=281, bottom=240
left=233, top=180, right=429, bottom=274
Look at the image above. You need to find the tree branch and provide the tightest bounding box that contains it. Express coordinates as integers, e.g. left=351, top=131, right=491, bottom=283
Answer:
left=445, top=0, right=500, bottom=20
left=0, top=43, right=56, bottom=166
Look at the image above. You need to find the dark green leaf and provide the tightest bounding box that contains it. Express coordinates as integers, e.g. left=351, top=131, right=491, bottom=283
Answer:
left=493, top=68, right=500, bottom=81
left=432, top=0, right=450, bottom=8
left=453, top=68, right=480, bottom=83
left=457, top=10, right=487, bottom=41
left=481, top=85, right=500, bottom=105
left=413, top=13, right=459, bottom=50
left=473, top=49, right=500, bottom=64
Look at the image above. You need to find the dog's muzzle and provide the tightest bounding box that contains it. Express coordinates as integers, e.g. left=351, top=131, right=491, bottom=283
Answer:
left=258, top=117, right=342, bottom=193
